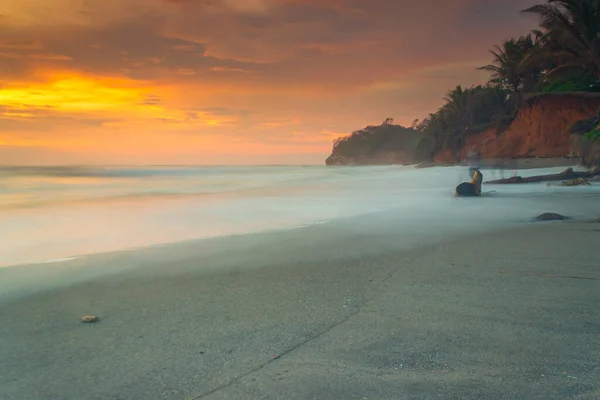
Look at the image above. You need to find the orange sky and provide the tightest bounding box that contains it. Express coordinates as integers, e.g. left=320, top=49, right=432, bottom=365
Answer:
left=0, top=0, right=539, bottom=165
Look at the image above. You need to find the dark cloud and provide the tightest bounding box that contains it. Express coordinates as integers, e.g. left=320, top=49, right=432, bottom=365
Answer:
left=152, top=0, right=541, bottom=87
left=2, top=0, right=541, bottom=90
left=0, top=14, right=260, bottom=83
left=0, top=0, right=545, bottom=161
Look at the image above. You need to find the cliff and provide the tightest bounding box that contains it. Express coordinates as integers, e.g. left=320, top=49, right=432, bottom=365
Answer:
left=326, top=93, right=600, bottom=166
left=433, top=92, right=600, bottom=163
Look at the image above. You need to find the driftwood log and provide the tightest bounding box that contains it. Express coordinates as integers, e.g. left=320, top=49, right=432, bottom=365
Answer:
left=485, top=167, right=599, bottom=184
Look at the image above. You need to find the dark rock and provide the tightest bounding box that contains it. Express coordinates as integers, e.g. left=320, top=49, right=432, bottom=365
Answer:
left=455, top=182, right=478, bottom=196
left=532, top=213, right=569, bottom=222
left=456, top=170, right=483, bottom=197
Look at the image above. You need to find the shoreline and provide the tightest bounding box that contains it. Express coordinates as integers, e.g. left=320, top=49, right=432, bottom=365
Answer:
left=0, top=218, right=334, bottom=270
left=4, top=190, right=600, bottom=303
left=2, top=162, right=599, bottom=291
left=0, top=207, right=517, bottom=302
left=1, top=218, right=599, bottom=399
left=325, top=156, right=582, bottom=170
left=414, top=156, right=581, bottom=170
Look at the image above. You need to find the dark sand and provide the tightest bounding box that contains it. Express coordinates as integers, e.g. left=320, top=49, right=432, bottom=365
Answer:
left=1, top=218, right=599, bottom=400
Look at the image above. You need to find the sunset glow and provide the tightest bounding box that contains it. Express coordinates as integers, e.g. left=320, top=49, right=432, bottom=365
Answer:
left=0, top=0, right=539, bottom=165
left=0, top=75, right=150, bottom=112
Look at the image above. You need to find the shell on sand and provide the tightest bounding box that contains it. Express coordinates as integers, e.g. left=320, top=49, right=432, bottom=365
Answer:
left=80, top=315, right=100, bottom=323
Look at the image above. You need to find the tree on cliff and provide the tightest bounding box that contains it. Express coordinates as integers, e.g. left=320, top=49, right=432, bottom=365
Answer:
left=431, top=0, right=600, bottom=162
left=330, top=121, right=421, bottom=163
left=327, top=0, right=600, bottom=166
left=416, top=85, right=514, bottom=159
left=522, top=0, right=600, bottom=82
left=479, top=0, right=600, bottom=95
left=478, top=33, right=545, bottom=95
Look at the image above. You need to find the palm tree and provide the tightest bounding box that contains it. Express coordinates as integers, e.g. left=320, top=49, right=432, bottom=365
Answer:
left=443, top=85, right=472, bottom=126
left=478, top=33, right=544, bottom=94
left=479, top=41, right=523, bottom=93
left=522, top=0, right=600, bottom=81
left=418, top=84, right=518, bottom=159
left=469, top=85, right=515, bottom=126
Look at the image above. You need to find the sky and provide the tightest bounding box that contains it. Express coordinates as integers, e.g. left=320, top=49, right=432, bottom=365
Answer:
left=0, top=0, right=540, bottom=165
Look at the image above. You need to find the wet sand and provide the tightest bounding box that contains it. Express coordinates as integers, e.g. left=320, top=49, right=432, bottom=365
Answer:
left=1, top=217, right=599, bottom=400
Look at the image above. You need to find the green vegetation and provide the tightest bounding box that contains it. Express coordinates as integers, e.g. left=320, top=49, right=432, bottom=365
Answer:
left=415, top=84, right=515, bottom=158
left=330, top=118, right=420, bottom=162
left=572, top=115, right=600, bottom=167
left=569, top=110, right=600, bottom=136
left=330, top=0, right=600, bottom=164
left=569, top=108, right=600, bottom=167
left=539, top=72, right=598, bottom=92
left=585, top=128, right=600, bottom=141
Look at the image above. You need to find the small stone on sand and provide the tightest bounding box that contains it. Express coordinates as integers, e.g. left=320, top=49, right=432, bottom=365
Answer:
left=80, top=315, right=100, bottom=323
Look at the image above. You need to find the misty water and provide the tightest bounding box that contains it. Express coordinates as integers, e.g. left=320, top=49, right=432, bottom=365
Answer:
left=1, top=164, right=599, bottom=268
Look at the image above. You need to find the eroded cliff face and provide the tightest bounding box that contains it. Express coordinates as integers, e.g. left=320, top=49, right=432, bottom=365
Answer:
left=435, top=92, right=600, bottom=162
left=328, top=93, right=600, bottom=166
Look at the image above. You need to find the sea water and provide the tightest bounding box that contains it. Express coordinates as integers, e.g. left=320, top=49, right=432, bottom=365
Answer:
left=1, top=164, right=599, bottom=268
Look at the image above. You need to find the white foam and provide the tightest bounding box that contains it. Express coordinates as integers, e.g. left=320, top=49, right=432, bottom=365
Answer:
left=33, top=257, right=79, bottom=264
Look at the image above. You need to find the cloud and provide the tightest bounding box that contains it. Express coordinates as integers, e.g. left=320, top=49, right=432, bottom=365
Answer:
left=0, top=0, right=542, bottom=164
left=2, top=0, right=540, bottom=88
left=139, top=94, right=162, bottom=106
left=0, top=104, right=119, bottom=141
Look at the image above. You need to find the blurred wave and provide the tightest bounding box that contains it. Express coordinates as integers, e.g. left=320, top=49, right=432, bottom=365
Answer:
left=1, top=163, right=598, bottom=267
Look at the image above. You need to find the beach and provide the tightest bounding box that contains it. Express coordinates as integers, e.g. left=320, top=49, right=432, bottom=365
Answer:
left=2, top=210, right=599, bottom=400
left=6, top=0, right=600, bottom=397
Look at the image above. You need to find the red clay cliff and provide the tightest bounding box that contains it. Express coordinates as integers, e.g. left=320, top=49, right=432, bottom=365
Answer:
left=434, top=92, right=600, bottom=163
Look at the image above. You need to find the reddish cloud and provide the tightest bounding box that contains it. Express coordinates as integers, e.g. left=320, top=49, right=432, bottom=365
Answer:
left=0, top=0, right=541, bottom=164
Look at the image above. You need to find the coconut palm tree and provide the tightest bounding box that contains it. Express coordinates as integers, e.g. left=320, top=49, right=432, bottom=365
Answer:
left=478, top=33, right=545, bottom=94
left=443, top=85, right=473, bottom=127
left=522, top=0, right=600, bottom=81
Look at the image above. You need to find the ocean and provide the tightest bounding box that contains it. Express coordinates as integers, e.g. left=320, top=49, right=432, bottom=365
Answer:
left=1, top=164, right=599, bottom=268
